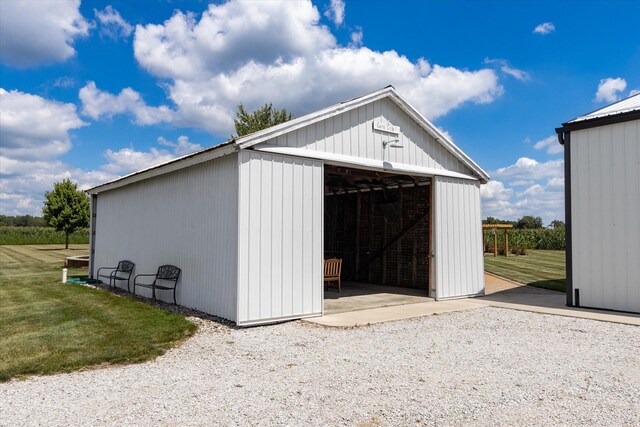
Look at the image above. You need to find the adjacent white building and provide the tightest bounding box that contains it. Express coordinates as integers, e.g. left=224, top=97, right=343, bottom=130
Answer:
left=87, top=87, right=489, bottom=326
left=556, top=93, right=640, bottom=313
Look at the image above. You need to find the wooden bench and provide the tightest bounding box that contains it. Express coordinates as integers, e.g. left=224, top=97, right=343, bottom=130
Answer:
left=324, top=258, right=342, bottom=292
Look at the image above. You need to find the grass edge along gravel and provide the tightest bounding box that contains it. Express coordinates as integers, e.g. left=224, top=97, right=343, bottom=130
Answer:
left=0, top=244, right=197, bottom=382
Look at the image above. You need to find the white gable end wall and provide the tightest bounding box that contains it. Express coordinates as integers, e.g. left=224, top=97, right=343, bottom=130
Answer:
left=93, top=154, right=239, bottom=321
left=254, top=98, right=476, bottom=179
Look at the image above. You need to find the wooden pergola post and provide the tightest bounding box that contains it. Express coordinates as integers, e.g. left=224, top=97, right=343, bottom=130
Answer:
left=505, top=229, right=509, bottom=257
left=482, top=223, right=514, bottom=257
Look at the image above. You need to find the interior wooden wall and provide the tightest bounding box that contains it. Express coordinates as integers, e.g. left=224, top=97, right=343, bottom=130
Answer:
left=324, top=183, right=430, bottom=290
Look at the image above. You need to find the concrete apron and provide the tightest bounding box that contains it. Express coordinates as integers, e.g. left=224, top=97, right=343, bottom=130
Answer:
left=304, top=273, right=640, bottom=328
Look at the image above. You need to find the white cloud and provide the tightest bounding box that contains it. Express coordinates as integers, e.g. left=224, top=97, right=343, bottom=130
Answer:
left=533, top=22, right=555, bottom=35
left=54, top=77, right=77, bottom=88
left=325, top=0, right=345, bottom=26
left=484, top=58, right=530, bottom=81
left=129, top=0, right=504, bottom=136
left=547, top=177, right=564, bottom=188
left=157, top=135, right=202, bottom=157
left=0, top=156, right=114, bottom=216
left=134, top=2, right=335, bottom=79
left=101, top=137, right=201, bottom=175
left=0, top=88, right=200, bottom=216
left=79, top=81, right=174, bottom=125
left=101, top=136, right=201, bottom=175
left=510, top=180, right=535, bottom=187
left=95, top=5, right=133, bottom=39
left=0, top=0, right=91, bottom=67
left=102, top=147, right=175, bottom=175
left=481, top=180, right=513, bottom=201
left=533, top=135, right=563, bottom=155
left=629, top=89, right=640, bottom=96
left=494, top=157, right=564, bottom=181
left=349, top=27, right=363, bottom=48
left=519, top=184, right=544, bottom=197
left=0, top=88, right=87, bottom=160
left=0, top=133, right=202, bottom=216
left=481, top=157, right=565, bottom=223
left=595, top=77, right=627, bottom=103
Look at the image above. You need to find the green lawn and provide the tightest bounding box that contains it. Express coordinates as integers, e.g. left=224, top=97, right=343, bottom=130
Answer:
left=0, top=244, right=196, bottom=382
left=484, top=249, right=566, bottom=293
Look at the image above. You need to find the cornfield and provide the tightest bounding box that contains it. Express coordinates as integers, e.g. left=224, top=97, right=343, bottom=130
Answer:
left=0, top=227, right=90, bottom=245
left=483, top=228, right=565, bottom=252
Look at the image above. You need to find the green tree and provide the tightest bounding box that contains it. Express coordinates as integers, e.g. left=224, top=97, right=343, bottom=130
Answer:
left=549, top=220, right=565, bottom=229
left=233, top=103, right=293, bottom=137
left=515, top=215, right=544, bottom=229
left=42, top=179, right=90, bottom=249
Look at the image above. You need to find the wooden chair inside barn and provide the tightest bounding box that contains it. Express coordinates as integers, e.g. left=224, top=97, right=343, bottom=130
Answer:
left=133, top=265, right=181, bottom=305
left=96, top=260, right=135, bottom=291
left=324, top=258, right=342, bottom=292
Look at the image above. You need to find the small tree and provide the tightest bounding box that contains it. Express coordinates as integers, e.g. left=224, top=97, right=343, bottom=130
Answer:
left=233, top=103, right=293, bottom=137
left=549, top=220, right=565, bottom=229
left=515, top=215, right=544, bottom=229
left=43, top=179, right=90, bottom=249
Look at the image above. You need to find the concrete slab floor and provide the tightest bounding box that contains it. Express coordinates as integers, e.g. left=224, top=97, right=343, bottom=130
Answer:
left=323, top=282, right=431, bottom=315
left=307, top=274, right=640, bottom=328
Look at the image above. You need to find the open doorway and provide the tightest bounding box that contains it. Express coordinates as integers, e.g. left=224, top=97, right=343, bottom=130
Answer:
left=324, top=165, right=433, bottom=314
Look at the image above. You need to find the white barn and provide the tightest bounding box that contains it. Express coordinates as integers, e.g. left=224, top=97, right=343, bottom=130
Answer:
left=87, top=87, right=489, bottom=326
left=556, top=93, right=640, bottom=313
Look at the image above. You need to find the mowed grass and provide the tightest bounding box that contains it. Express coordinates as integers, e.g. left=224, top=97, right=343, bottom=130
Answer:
left=484, top=249, right=566, bottom=292
left=0, top=244, right=196, bottom=382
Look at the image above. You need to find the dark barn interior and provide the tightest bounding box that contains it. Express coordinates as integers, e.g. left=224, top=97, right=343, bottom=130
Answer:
left=324, top=165, right=431, bottom=292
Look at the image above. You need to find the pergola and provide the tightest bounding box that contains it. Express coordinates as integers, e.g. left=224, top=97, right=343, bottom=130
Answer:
left=482, top=224, right=513, bottom=257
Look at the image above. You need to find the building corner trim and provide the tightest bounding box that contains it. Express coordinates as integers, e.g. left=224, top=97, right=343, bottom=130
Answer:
left=562, top=132, right=573, bottom=306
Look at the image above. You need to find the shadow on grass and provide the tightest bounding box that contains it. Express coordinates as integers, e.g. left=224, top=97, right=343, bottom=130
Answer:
left=526, top=279, right=566, bottom=293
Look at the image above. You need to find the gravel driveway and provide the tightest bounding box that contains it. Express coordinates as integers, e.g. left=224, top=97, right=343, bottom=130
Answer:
left=1, top=307, right=638, bottom=426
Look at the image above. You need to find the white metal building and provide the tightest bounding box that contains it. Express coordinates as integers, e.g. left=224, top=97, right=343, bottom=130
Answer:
left=556, top=93, right=640, bottom=313
left=87, top=87, right=489, bottom=326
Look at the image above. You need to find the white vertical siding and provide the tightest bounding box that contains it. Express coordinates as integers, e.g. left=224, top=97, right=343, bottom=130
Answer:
left=94, top=153, right=239, bottom=321
left=260, top=98, right=475, bottom=177
left=571, top=120, right=640, bottom=312
left=237, top=150, right=323, bottom=325
left=433, top=176, right=484, bottom=299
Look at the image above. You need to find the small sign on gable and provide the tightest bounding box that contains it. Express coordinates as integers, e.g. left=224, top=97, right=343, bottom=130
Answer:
left=373, top=120, right=400, bottom=136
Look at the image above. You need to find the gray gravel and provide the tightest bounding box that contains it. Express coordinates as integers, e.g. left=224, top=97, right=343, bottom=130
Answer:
left=1, top=307, right=639, bottom=426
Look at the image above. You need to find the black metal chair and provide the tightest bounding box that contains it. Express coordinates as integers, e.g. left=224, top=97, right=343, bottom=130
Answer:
left=133, top=265, right=181, bottom=305
left=96, top=260, right=135, bottom=292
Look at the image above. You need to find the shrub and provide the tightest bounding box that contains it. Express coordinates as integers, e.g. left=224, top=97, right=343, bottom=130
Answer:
left=510, top=246, right=528, bottom=256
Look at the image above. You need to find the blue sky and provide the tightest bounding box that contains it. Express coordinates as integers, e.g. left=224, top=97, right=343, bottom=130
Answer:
left=1, top=0, right=639, bottom=224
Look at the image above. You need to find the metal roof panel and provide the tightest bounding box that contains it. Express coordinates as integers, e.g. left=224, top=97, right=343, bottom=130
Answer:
left=568, top=93, right=640, bottom=123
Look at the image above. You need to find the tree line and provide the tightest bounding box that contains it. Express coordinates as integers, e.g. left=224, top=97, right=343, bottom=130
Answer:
left=0, top=215, right=47, bottom=227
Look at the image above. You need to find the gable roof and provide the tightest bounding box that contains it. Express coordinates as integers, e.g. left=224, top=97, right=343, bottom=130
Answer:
left=556, top=93, right=640, bottom=136
left=235, top=86, right=489, bottom=182
left=88, top=86, right=488, bottom=194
